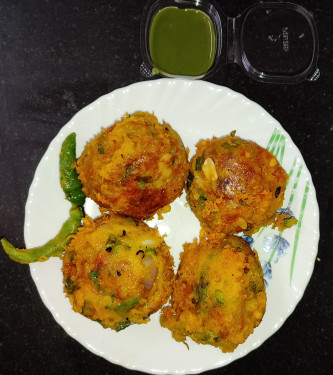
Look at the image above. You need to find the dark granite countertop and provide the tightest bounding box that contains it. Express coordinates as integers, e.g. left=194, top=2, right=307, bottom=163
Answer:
left=0, top=1, right=332, bottom=374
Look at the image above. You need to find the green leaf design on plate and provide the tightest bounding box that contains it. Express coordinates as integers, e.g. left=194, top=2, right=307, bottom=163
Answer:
left=256, top=128, right=311, bottom=286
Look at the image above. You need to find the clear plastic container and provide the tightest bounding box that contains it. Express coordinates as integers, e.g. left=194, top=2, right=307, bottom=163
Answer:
left=140, top=0, right=319, bottom=83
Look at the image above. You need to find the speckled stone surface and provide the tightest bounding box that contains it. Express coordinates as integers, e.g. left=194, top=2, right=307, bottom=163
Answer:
left=0, top=0, right=332, bottom=374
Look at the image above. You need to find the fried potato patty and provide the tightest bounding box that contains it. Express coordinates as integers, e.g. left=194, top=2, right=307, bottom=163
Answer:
left=186, top=133, right=288, bottom=235
left=62, top=213, right=175, bottom=331
left=76, top=112, right=189, bottom=220
left=160, top=235, right=266, bottom=352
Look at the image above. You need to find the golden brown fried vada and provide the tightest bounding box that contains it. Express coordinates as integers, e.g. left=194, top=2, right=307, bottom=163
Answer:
left=76, top=112, right=189, bottom=220
left=62, top=213, right=174, bottom=331
left=160, top=235, right=266, bottom=353
left=186, top=133, right=288, bottom=235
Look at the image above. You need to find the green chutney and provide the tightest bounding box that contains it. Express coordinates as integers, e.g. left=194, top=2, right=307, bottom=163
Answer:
left=149, top=7, right=216, bottom=76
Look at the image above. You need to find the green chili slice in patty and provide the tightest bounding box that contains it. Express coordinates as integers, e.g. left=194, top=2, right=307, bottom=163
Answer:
left=115, top=320, right=133, bottom=332
left=195, top=157, right=204, bottom=171
left=115, top=297, right=140, bottom=315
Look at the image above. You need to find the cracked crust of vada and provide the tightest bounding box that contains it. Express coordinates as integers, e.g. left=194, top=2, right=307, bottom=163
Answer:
left=62, top=213, right=175, bottom=331
left=76, top=112, right=189, bottom=220
left=160, top=235, right=266, bottom=353
left=186, top=133, right=288, bottom=235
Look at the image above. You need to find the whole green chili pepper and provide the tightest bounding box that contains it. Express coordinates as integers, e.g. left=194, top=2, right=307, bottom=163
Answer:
left=1, top=206, right=83, bottom=264
left=1, top=132, right=86, bottom=263
left=60, top=132, right=86, bottom=206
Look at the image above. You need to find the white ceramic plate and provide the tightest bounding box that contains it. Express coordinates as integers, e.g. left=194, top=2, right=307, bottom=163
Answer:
left=26, top=79, right=319, bottom=374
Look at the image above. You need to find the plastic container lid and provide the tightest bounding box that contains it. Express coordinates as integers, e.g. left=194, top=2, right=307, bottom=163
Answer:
left=140, top=0, right=319, bottom=83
